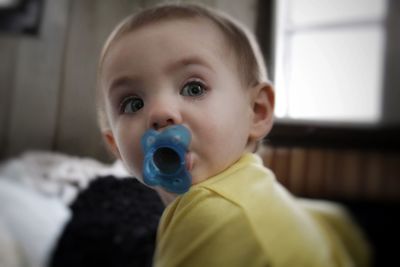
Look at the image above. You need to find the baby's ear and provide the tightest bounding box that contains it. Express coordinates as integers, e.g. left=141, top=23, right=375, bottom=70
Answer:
left=249, top=82, right=275, bottom=141
left=103, top=130, right=121, bottom=159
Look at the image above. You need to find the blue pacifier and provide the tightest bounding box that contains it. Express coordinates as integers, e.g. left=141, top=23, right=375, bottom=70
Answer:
left=141, top=125, right=192, bottom=194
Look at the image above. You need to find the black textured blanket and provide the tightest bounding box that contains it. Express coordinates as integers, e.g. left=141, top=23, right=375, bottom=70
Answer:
left=50, top=176, right=164, bottom=267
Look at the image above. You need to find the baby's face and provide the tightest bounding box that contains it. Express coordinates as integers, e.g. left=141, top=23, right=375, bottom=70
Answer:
left=101, top=18, right=254, bottom=187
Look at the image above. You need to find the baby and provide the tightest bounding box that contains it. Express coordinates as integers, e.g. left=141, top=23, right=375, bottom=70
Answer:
left=96, top=3, right=370, bottom=267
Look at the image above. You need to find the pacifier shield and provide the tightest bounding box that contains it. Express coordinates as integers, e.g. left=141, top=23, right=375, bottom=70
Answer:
left=141, top=125, right=192, bottom=194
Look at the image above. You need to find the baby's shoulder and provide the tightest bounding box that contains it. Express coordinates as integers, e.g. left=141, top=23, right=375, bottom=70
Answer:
left=156, top=187, right=265, bottom=267
left=170, top=186, right=246, bottom=224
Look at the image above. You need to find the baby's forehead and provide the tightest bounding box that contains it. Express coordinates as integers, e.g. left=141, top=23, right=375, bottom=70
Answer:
left=110, top=17, right=234, bottom=59
left=131, top=16, right=232, bottom=48
left=122, top=17, right=239, bottom=67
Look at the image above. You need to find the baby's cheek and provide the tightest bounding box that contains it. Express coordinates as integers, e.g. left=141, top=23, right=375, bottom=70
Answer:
left=128, top=155, right=144, bottom=178
left=117, top=145, right=143, bottom=179
left=117, top=136, right=144, bottom=177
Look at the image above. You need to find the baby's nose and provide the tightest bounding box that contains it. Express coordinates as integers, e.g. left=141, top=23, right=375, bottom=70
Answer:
left=152, top=118, right=174, bottom=130
left=148, top=103, right=182, bottom=131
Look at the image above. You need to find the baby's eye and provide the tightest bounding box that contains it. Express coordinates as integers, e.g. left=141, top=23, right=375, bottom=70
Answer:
left=120, top=96, right=144, bottom=114
left=180, top=81, right=206, bottom=97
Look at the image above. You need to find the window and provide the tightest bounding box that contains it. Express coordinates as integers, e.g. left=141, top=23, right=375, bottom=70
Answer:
left=256, top=0, right=400, bottom=148
left=273, top=0, right=388, bottom=125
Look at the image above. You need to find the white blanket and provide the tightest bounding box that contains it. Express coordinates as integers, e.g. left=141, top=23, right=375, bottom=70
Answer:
left=0, top=151, right=130, bottom=267
left=0, top=150, right=129, bottom=204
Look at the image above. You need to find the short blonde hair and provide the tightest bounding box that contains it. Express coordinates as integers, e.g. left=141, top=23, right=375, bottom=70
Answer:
left=97, top=3, right=268, bottom=131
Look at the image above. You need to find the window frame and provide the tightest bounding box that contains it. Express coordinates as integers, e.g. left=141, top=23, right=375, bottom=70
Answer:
left=256, top=0, right=400, bottom=149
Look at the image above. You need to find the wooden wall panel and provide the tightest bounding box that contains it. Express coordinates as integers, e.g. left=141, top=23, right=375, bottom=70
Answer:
left=5, top=0, right=69, bottom=157
left=305, top=149, right=326, bottom=197
left=323, top=149, right=338, bottom=197
left=340, top=150, right=363, bottom=198
left=383, top=153, right=400, bottom=199
left=288, top=148, right=307, bottom=195
left=259, top=146, right=400, bottom=200
left=0, top=36, right=18, bottom=159
left=259, top=144, right=274, bottom=168
left=363, top=152, right=384, bottom=199
left=54, top=0, right=142, bottom=161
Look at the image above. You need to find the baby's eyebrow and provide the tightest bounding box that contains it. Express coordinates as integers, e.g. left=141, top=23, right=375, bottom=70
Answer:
left=165, top=56, right=213, bottom=74
left=107, top=76, right=138, bottom=95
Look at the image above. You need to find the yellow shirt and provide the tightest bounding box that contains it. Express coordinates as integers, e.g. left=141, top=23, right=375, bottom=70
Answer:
left=154, top=153, right=370, bottom=267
